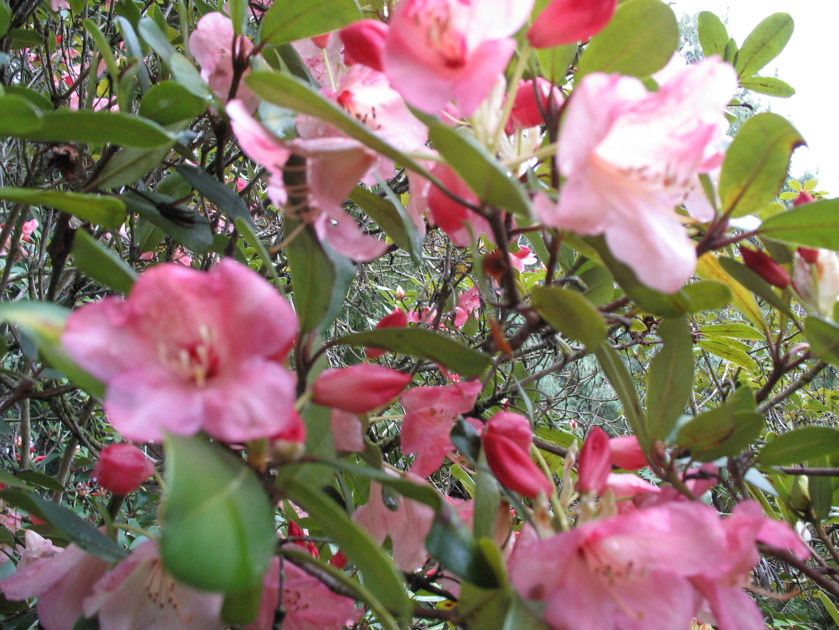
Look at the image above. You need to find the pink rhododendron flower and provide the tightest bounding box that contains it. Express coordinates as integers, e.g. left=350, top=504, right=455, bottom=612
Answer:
left=793, top=247, right=839, bottom=316
left=537, top=58, right=736, bottom=293
left=92, top=443, right=154, bottom=494
left=400, top=380, right=482, bottom=477
left=313, top=365, right=412, bottom=414
left=577, top=427, right=611, bottom=494
left=62, top=259, right=299, bottom=443
left=365, top=309, right=409, bottom=359
left=247, top=556, right=362, bottom=630
left=426, top=163, right=491, bottom=247
left=226, top=99, right=386, bottom=262
left=528, top=0, right=617, bottom=48
left=609, top=435, right=647, bottom=470
left=331, top=409, right=365, bottom=452
left=509, top=246, right=537, bottom=272
left=353, top=474, right=435, bottom=571
left=740, top=245, right=790, bottom=289
left=505, top=79, right=562, bottom=134
left=381, top=0, right=534, bottom=116
left=83, top=541, right=222, bottom=630
left=340, top=19, right=388, bottom=72
left=482, top=412, right=553, bottom=498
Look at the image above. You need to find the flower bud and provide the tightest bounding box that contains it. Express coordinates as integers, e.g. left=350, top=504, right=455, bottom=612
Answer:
left=793, top=190, right=814, bottom=207
left=793, top=247, right=839, bottom=316
left=505, top=79, right=562, bottom=134
left=310, top=33, right=331, bottom=49
left=312, top=365, right=412, bottom=413
left=608, top=436, right=647, bottom=470
left=577, top=427, right=611, bottom=494
left=482, top=414, right=553, bottom=499
left=527, top=0, right=618, bottom=48
left=92, top=444, right=154, bottom=495
left=365, top=309, right=409, bottom=359
left=484, top=412, right=533, bottom=452
left=739, top=245, right=790, bottom=289
left=340, top=20, right=388, bottom=72
left=269, top=410, right=306, bottom=462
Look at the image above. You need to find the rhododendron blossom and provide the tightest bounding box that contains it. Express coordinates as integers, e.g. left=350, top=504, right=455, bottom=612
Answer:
left=482, top=412, right=553, bottom=498
left=312, top=364, right=412, bottom=413
left=538, top=58, right=737, bottom=293
left=62, top=259, right=299, bottom=443
left=793, top=247, right=839, bottom=315
left=528, top=0, right=618, bottom=48
left=92, top=443, right=155, bottom=494
left=380, top=0, right=535, bottom=116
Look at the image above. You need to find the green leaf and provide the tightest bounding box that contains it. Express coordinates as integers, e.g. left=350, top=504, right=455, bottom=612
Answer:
left=758, top=426, right=839, bottom=466
left=5, top=28, right=44, bottom=49
left=717, top=257, right=794, bottom=317
left=161, top=435, right=276, bottom=593
left=124, top=190, right=214, bottom=254
left=2, top=86, right=52, bottom=111
left=16, top=470, right=65, bottom=493
left=426, top=516, right=499, bottom=589
left=0, top=95, right=44, bottom=136
left=286, top=219, right=354, bottom=333
left=71, top=231, right=137, bottom=294
left=335, top=327, right=491, bottom=378
left=700, top=323, right=765, bottom=341
left=677, top=408, right=764, bottom=462
left=139, top=81, right=208, bottom=125
left=220, top=583, right=262, bottom=625
left=816, top=591, right=839, bottom=627
left=0, top=0, right=10, bottom=37
left=0, top=489, right=126, bottom=562
left=176, top=164, right=254, bottom=228
left=576, top=0, right=679, bottom=79
left=234, top=217, right=279, bottom=282
left=646, top=317, right=694, bottom=442
left=759, top=198, right=839, bottom=250
left=228, top=0, right=246, bottom=36
left=349, top=185, right=421, bottom=260
left=719, top=113, right=805, bottom=217
left=535, top=43, right=577, bottom=86
left=280, top=476, right=411, bottom=622
left=735, top=13, right=794, bottom=79
left=697, top=338, right=759, bottom=372
left=137, top=16, right=176, bottom=61
left=421, top=116, right=531, bottom=218
left=805, top=317, right=839, bottom=366
left=92, top=144, right=174, bottom=190
left=10, top=110, right=174, bottom=148
left=260, top=0, right=361, bottom=46
left=170, top=53, right=214, bottom=100
left=530, top=286, right=606, bottom=352
left=698, top=11, right=729, bottom=58
left=739, top=76, right=795, bottom=98
left=0, top=188, right=126, bottom=231
left=595, top=342, right=648, bottom=446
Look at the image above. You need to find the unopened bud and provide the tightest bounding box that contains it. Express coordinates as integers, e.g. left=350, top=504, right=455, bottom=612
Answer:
left=366, top=309, right=409, bottom=359
left=92, top=444, right=154, bottom=495
left=577, top=427, right=611, bottom=494
left=340, top=20, right=388, bottom=72
left=793, top=190, right=814, bottom=207
left=739, top=245, right=790, bottom=289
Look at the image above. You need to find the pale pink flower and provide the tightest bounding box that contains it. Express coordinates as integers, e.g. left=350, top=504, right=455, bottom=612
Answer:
left=537, top=59, right=736, bottom=293
left=312, top=365, right=412, bottom=414
left=793, top=247, right=839, bottom=316
left=381, top=0, right=535, bottom=116
left=400, top=380, right=482, bottom=477
left=83, top=541, right=222, bottom=630
left=247, top=557, right=362, bottom=630
left=528, top=0, right=617, bottom=48
left=331, top=409, right=365, bottom=452
left=21, top=219, right=39, bottom=241
left=226, top=99, right=387, bottom=262
left=353, top=474, right=435, bottom=571
left=62, top=259, right=299, bottom=443
left=509, top=246, right=537, bottom=272
left=15, top=531, right=60, bottom=571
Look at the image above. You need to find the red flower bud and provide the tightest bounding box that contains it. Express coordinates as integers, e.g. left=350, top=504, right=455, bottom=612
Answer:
left=92, top=444, right=154, bottom=495
left=482, top=412, right=552, bottom=499
left=366, top=309, right=409, bottom=359
left=312, top=365, right=412, bottom=413
left=609, top=436, right=647, bottom=470
left=527, top=0, right=618, bottom=49
left=577, top=427, right=611, bottom=494
left=329, top=550, right=348, bottom=569
left=340, top=19, right=388, bottom=72
left=793, top=190, right=814, bottom=207
left=798, top=247, right=820, bottom=264
left=311, top=33, right=331, bottom=49
left=739, top=245, right=791, bottom=289
left=505, top=78, right=562, bottom=134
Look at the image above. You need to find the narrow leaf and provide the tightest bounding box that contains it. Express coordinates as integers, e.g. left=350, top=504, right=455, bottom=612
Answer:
left=0, top=188, right=126, bottom=231
left=530, top=286, right=606, bottom=352
left=260, top=0, right=361, bottom=46
left=646, top=317, right=694, bottom=442
left=735, top=13, right=794, bottom=79
left=595, top=343, right=647, bottom=446
left=71, top=231, right=137, bottom=294
left=758, top=426, right=839, bottom=466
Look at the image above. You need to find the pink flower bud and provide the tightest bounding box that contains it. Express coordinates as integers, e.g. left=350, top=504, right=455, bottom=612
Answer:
left=608, top=436, right=647, bottom=470
left=270, top=410, right=306, bottom=461
left=739, top=245, right=791, bottom=289
left=340, top=19, right=388, bottom=72
left=312, top=365, right=412, bottom=413
left=92, top=444, right=154, bottom=495
left=484, top=412, right=533, bottom=452
left=505, top=79, right=562, bottom=134
left=482, top=432, right=553, bottom=499
left=527, top=0, right=618, bottom=49
left=577, top=427, right=611, bottom=494
left=21, top=219, right=38, bottom=241
left=366, top=309, right=409, bottom=359
left=793, top=190, right=814, bottom=207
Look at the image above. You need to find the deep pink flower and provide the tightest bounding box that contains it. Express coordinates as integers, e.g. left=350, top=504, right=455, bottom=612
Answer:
left=793, top=190, right=814, bottom=207
left=331, top=409, right=365, bottom=452
left=509, top=246, right=537, bottom=272
left=382, top=0, right=534, bottom=116
left=426, top=163, right=491, bottom=247
left=482, top=413, right=553, bottom=498
left=740, top=245, right=790, bottom=289
left=609, top=435, right=647, bottom=470
left=93, top=443, right=154, bottom=495
left=340, top=19, right=388, bottom=72
left=365, top=309, right=409, bottom=359
left=400, top=380, right=482, bottom=477
left=537, top=59, right=736, bottom=293
left=83, top=541, right=222, bottom=630
left=312, top=365, right=412, bottom=414
left=528, top=0, right=618, bottom=48
left=505, top=79, right=563, bottom=134
left=577, top=427, right=611, bottom=494
left=62, top=259, right=299, bottom=443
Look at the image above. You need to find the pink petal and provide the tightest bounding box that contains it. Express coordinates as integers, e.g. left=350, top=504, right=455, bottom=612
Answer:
left=331, top=410, right=365, bottom=452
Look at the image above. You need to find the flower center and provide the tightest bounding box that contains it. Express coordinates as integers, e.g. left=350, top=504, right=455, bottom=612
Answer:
left=408, top=0, right=468, bottom=70
left=159, top=325, right=220, bottom=386
left=143, top=559, right=194, bottom=624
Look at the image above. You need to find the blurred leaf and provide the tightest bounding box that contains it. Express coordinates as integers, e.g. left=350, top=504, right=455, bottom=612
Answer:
left=176, top=164, right=254, bottom=227
left=577, top=0, right=678, bottom=79
left=0, top=94, right=43, bottom=135
left=137, top=16, right=176, bottom=61
left=5, top=28, right=43, bottom=49
left=336, top=327, right=491, bottom=378
left=71, top=231, right=137, bottom=295
left=16, top=470, right=64, bottom=493
left=11, top=110, right=173, bottom=148
left=697, top=253, right=764, bottom=329
left=739, top=76, right=794, bottom=98
left=535, top=43, right=576, bottom=86
left=2, top=86, right=52, bottom=111
left=170, top=53, right=214, bottom=99
left=350, top=185, right=421, bottom=261
left=161, top=435, right=275, bottom=593
left=234, top=217, right=279, bottom=282
left=719, top=113, right=805, bottom=218
left=124, top=190, right=214, bottom=254
left=816, top=591, right=839, bottom=626
left=260, top=0, right=361, bottom=46
left=759, top=198, right=839, bottom=250
left=698, top=11, right=728, bottom=58
left=531, top=286, right=606, bottom=352
left=220, top=583, right=262, bottom=625
left=92, top=144, right=174, bottom=190
left=805, top=317, right=839, bottom=366
left=735, top=13, right=794, bottom=79
left=646, top=317, right=693, bottom=442
left=677, top=407, right=764, bottom=462
left=595, top=342, right=648, bottom=446
left=426, top=509, right=499, bottom=589
left=758, top=426, right=839, bottom=466
left=0, top=489, right=126, bottom=562
left=140, top=81, right=207, bottom=125
left=0, top=188, right=126, bottom=231
left=0, top=0, right=10, bottom=37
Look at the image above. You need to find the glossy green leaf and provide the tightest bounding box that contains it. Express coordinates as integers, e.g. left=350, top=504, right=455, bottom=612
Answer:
left=735, top=13, right=794, bottom=79
left=71, top=231, right=137, bottom=295
left=140, top=81, right=208, bottom=125
left=0, top=188, right=126, bottom=231
left=577, top=0, right=679, bottom=79
left=595, top=342, right=648, bottom=446
left=350, top=185, right=421, bottom=261
left=697, top=338, right=759, bottom=372
left=698, top=11, right=728, bottom=58
left=0, top=95, right=43, bottom=136
left=92, top=144, right=174, bottom=190
left=759, top=198, right=839, bottom=250
left=739, top=76, right=795, bottom=98
left=700, top=323, right=765, bottom=341
left=176, top=164, right=253, bottom=227
left=531, top=285, right=606, bottom=352
left=0, top=0, right=10, bottom=37
left=287, top=219, right=355, bottom=333
left=717, top=257, right=794, bottom=317
left=170, top=53, right=214, bottom=100
left=260, top=0, right=361, bottom=46
left=280, top=476, right=411, bottom=622
left=719, top=113, right=805, bottom=217
left=10, top=110, right=173, bottom=148
left=2, top=86, right=52, bottom=111
left=646, top=317, right=693, bottom=442
left=677, top=408, right=764, bottom=462
left=805, top=317, right=839, bottom=366
left=758, top=426, right=839, bottom=466
left=161, top=435, right=276, bottom=593
left=16, top=470, right=65, bottom=493
left=335, top=327, right=491, bottom=378
left=0, top=489, right=126, bottom=562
